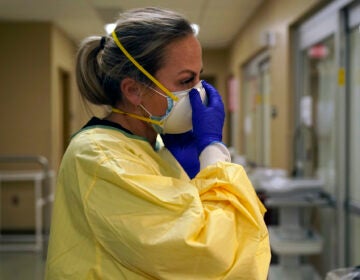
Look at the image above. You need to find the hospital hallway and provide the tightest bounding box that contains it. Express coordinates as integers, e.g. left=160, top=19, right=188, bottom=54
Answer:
left=1, top=0, right=360, bottom=279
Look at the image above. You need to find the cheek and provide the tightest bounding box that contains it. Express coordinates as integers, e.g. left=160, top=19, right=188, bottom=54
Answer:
left=149, top=95, right=169, bottom=116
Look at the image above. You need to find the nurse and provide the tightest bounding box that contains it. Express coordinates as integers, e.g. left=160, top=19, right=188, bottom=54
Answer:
left=45, top=7, right=270, bottom=279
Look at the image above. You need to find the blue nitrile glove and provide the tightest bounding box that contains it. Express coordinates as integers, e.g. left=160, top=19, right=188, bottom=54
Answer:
left=189, top=80, right=225, bottom=155
left=161, top=131, right=200, bottom=178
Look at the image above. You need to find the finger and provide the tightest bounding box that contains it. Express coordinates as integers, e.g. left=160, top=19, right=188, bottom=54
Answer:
left=189, top=88, right=204, bottom=110
left=202, top=81, right=223, bottom=107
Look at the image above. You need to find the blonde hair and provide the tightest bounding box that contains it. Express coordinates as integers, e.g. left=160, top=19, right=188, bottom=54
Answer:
left=76, top=7, right=194, bottom=107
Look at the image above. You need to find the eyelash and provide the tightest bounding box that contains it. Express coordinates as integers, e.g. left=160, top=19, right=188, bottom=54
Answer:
left=181, top=76, right=195, bottom=85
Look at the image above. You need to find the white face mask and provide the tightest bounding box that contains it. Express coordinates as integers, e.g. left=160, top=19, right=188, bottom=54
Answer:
left=141, top=81, right=207, bottom=134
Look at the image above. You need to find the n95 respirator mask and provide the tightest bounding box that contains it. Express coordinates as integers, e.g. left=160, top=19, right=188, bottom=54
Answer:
left=141, top=81, right=207, bottom=134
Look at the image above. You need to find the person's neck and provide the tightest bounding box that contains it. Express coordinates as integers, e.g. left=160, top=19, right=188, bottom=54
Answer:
left=105, top=112, right=158, bottom=147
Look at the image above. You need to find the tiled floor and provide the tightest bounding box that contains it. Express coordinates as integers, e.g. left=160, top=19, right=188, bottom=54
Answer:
left=0, top=251, right=46, bottom=280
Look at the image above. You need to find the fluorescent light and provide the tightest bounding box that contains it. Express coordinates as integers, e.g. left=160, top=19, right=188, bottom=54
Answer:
left=104, top=23, right=116, bottom=34
left=191, top=23, right=200, bottom=36
left=105, top=22, right=199, bottom=36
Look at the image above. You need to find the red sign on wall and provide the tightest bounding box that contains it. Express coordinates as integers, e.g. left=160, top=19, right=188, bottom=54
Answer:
left=308, top=44, right=329, bottom=59
left=227, top=76, right=239, bottom=112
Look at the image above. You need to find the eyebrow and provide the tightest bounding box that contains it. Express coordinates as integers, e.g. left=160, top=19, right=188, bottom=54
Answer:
left=177, top=68, right=204, bottom=75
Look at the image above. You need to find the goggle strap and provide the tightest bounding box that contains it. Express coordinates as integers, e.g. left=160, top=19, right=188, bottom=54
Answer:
left=111, top=30, right=178, bottom=101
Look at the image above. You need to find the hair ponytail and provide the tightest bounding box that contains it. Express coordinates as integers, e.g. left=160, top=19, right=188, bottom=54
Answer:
left=76, top=36, right=117, bottom=106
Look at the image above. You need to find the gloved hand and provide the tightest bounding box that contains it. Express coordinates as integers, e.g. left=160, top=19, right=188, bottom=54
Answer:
left=189, top=80, right=225, bottom=155
left=161, top=131, right=200, bottom=178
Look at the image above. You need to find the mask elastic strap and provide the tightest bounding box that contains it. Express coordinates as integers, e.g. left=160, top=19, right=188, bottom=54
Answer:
left=111, top=30, right=178, bottom=102
left=111, top=107, right=163, bottom=126
left=148, top=87, right=168, bottom=99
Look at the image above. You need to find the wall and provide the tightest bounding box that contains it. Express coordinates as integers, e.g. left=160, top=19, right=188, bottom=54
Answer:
left=0, top=22, right=80, bottom=169
left=0, top=22, right=52, bottom=230
left=0, top=22, right=78, bottom=230
left=50, top=25, right=79, bottom=170
left=202, top=49, right=229, bottom=143
left=0, top=22, right=51, bottom=159
left=228, top=0, right=324, bottom=172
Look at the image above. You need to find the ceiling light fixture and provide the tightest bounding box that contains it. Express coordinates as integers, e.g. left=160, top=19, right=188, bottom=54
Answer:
left=105, top=23, right=199, bottom=36
left=104, top=23, right=116, bottom=34
left=191, top=23, right=200, bottom=36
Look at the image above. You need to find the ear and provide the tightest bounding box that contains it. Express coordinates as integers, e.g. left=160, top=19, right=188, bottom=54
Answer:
left=120, top=77, right=143, bottom=105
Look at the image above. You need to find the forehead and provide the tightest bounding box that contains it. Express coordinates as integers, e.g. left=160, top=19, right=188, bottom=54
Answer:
left=160, top=35, right=202, bottom=72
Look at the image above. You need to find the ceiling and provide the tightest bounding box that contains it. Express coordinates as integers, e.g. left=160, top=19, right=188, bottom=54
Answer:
left=0, top=0, right=264, bottom=49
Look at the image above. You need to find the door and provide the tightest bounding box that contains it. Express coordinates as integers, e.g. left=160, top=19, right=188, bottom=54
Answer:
left=298, top=33, right=338, bottom=276
left=347, top=1, right=360, bottom=266
left=242, top=52, right=271, bottom=167
left=295, top=0, right=348, bottom=272
left=298, top=37, right=336, bottom=192
left=295, top=0, right=360, bottom=271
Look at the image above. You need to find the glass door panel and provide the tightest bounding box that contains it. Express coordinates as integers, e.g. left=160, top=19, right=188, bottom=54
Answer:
left=348, top=17, right=360, bottom=266
left=349, top=23, right=360, bottom=205
left=259, top=60, right=271, bottom=167
left=242, top=54, right=271, bottom=167
left=298, top=37, right=337, bottom=195
left=298, top=36, right=338, bottom=274
left=243, top=76, right=258, bottom=164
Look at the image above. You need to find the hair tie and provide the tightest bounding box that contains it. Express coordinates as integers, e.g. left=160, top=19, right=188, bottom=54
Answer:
left=100, top=36, right=106, bottom=49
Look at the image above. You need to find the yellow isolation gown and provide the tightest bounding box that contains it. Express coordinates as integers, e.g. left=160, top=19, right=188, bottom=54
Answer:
left=45, top=123, right=270, bottom=279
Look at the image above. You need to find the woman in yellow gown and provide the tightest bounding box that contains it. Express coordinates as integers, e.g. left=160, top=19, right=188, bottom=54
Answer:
left=45, top=7, right=270, bottom=280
